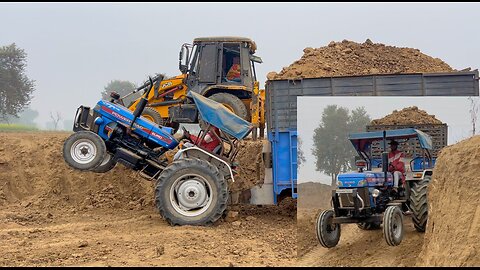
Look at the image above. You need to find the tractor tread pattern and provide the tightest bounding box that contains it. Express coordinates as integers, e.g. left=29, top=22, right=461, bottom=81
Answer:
left=154, top=158, right=228, bottom=226
left=410, top=179, right=429, bottom=232
left=315, top=209, right=341, bottom=248
left=383, top=205, right=404, bottom=246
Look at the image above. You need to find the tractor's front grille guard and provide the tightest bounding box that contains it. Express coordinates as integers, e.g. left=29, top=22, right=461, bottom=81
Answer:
left=73, top=105, right=98, bottom=132
left=334, top=188, right=370, bottom=210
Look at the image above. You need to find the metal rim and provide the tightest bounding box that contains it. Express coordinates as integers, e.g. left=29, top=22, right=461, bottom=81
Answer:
left=169, top=173, right=213, bottom=217
left=70, top=139, right=97, bottom=164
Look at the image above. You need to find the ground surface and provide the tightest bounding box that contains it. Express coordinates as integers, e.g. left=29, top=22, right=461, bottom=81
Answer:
left=0, top=132, right=296, bottom=267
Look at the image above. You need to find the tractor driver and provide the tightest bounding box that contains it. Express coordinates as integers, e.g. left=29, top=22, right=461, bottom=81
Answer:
left=173, top=126, right=222, bottom=160
left=388, top=140, right=405, bottom=192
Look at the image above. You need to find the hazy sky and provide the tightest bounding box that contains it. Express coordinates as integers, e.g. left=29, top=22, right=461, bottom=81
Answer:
left=1, top=2, right=480, bottom=127
left=297, top=96, right=480, bottom=185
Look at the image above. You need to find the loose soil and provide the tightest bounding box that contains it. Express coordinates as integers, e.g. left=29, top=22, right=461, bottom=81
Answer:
left=0, top=132, right=295, bottom=267
left=268, top=39, right=454, bottom=80
left=370, top=106, right=443, bottom=125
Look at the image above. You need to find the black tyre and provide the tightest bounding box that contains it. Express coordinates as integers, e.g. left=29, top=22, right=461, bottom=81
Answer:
left=315, top=209, right=341, bottom=248
left=209, top=93, right=248, bottom=121
left=357, top=221, right=381, bottom=230
left=63, top=131, right=106, bottom=171
left=410, top=179, right=429, bottom=232
left=142, top=107, right=163, bottom=125
left=155, top=158, right=228, bottom=226
left=383, top=206, right=404, bottom=246
left=91, top=153, right=117, bottom=173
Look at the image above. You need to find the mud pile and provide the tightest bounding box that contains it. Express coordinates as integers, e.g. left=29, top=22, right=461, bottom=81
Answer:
left=0, top=133, right=159, bottom=212
left=416, top=135, right=480, bottom=266
left=370, top=106, right=443, bottom=125
left=268, top=39, right=454, bottom=80
left=0, top=133, right=265, bottom=212
left=231, top=139, right=265, bottom=192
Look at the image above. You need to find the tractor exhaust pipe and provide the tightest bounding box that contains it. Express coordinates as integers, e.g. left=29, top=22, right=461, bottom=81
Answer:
left=129, top=76, right=154, bottom=131
left=382, top=130, right=388, bottom=184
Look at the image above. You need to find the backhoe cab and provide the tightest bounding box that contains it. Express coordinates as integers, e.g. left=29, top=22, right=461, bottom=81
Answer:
left=122, top=37, right=264, bottom=138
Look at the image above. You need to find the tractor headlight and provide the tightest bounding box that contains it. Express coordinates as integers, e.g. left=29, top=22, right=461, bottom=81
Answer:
left=372, top=189, right=380, bottom=198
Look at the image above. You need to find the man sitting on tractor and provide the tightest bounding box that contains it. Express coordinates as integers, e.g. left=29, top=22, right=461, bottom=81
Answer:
left=173, top=126, right=222, bottom=160
left=388, top=140, right=405, bottom=193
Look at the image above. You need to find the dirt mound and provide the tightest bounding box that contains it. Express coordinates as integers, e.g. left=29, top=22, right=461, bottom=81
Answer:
left=231, top=139, right=265, bottom=192
left=0, top=132, right=154, bottom=212
left=370, top=106, right=443, bottom=125
left=416, top=135, right=480, bottom=266
left=0, top=133, right=265, bottom=211
left=0, top=132, right=296, bottom=267
left=268, top=39, right=454, bottom=80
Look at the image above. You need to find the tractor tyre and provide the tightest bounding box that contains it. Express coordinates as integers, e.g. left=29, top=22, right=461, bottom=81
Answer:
left=315, top=209, right=341, bottom=248
left=209, top=93, right=249, bottom=121
left=155, top=158, right=228, bottom=226
left=142, top=107, right=163, bottom=125
left=91, top=153, right=116, bottom=173
left=410, top=179, right=429, bottom=232
left=383, top=206, right=404, bottom=246
left=357, top=221, right=382, bottom=230
left=63, top=131, right=107, bottom=171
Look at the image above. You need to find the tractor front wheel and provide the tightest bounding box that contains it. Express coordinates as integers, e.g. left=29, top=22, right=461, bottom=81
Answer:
left=155, top=158, right=228, bottom=226
left=91, top=153, right=117, bottom=173
left=315, top=209, right=341, bottom=248
left=63, top=131, right=106, bottom=171
left=383, top=205, right=404, bottom=246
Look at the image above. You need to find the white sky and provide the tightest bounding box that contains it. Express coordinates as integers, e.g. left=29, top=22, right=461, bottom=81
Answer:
left=1, top=3, right=480, bottom=127
left=297, top=96, right=480, bottom=185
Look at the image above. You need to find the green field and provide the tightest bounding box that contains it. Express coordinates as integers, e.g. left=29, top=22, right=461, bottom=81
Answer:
left=0, top=123, right=39, bottom=132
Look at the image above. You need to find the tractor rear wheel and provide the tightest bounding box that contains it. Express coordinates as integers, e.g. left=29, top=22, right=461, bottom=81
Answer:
left=155, top=158, right=228, bottom=226
left=315, top=209, right=341, bottom=248
left=209, top=93, right=248, bottom=121
left=410, top=179, right=429, bottom=232
left=383, top=206, right=404, bottom=246
left=357, top=221, right=381, bottom=230
left=63, top=131, right=106, bottom=171
left=91, top=153, right=116, bottom=173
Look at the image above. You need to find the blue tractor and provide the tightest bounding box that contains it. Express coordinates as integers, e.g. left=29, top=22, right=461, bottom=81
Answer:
left=62, top=77, right=253, bottom=226
left=316, top=128, right=434, bottom=247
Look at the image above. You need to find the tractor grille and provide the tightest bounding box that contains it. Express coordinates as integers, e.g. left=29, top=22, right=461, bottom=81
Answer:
left=338, top=188, right=370, bottom=209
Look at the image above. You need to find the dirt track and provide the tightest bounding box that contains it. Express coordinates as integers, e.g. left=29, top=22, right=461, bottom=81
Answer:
left=0, top=132, right=296, bottom=266
left=297, top=182, right=424, bottom=267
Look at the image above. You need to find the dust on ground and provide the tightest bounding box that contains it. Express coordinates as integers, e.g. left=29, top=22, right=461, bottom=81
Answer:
left=0, top=132, right=295, bottom=267
left=268, top=39, right=455, bottom=80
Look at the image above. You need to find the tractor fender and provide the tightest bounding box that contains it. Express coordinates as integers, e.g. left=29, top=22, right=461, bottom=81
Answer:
left=174, top=146, right=235, bottom=183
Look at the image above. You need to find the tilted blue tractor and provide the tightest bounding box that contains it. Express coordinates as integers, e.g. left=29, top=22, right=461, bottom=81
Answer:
left=316, top=128, right=434, bottom=247
left=62, top=77, right=253, bottom=226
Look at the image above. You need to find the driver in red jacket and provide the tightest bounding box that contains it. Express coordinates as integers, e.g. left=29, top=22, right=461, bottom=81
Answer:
left=388, top=140, right=405, bottom=192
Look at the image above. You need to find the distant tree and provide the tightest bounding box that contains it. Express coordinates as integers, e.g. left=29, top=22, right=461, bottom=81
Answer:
left=1, top=107, right=39, bottom=127
left=297, top=136, right=306, bottom=167
left=0, top=43, right=36, bottom=120
left=49, top=111, right=62, bottom=130
left=312, top=105, right=371, bottom=186
left=101, top=80, right=136, bottom=100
